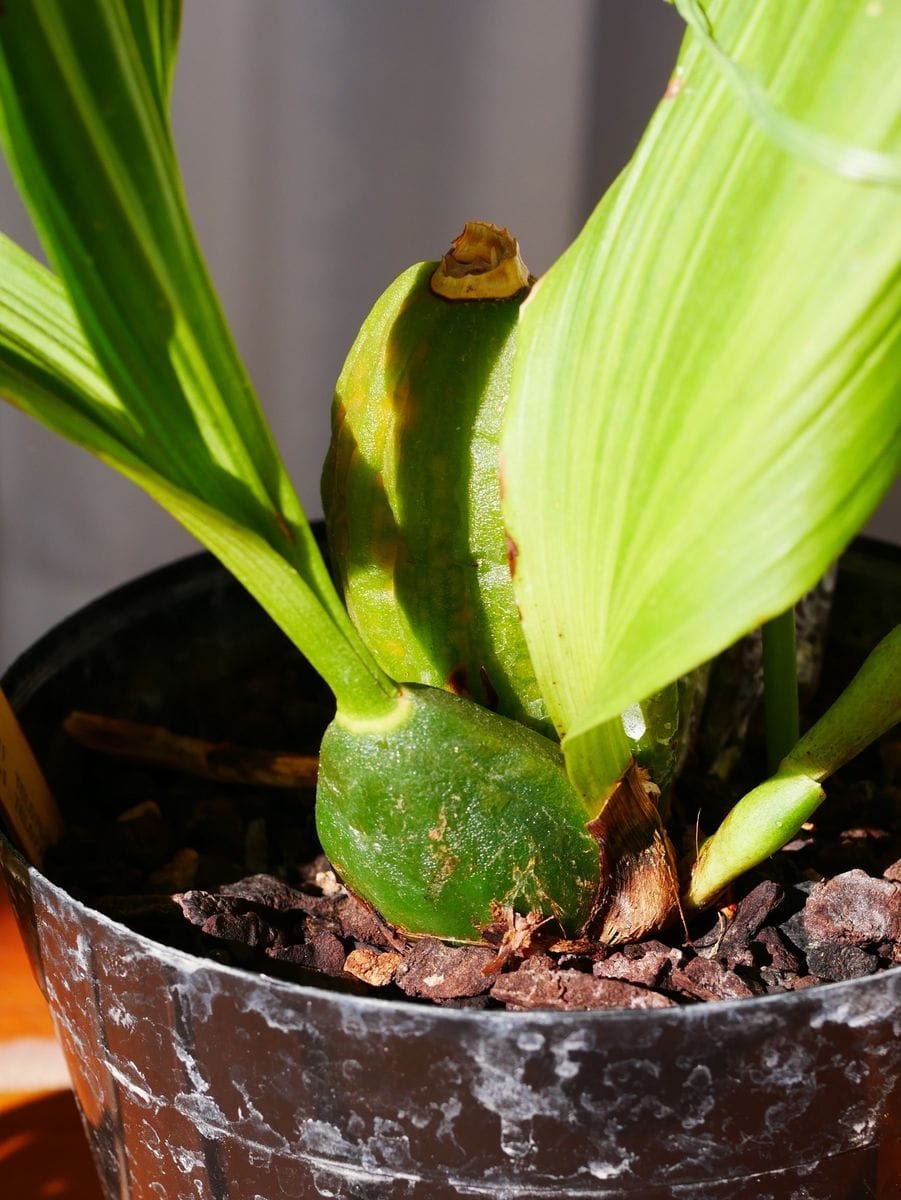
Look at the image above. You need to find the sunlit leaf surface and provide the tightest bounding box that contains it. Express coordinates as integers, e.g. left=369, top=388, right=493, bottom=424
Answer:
left=503, top=0, right=901, bottom=753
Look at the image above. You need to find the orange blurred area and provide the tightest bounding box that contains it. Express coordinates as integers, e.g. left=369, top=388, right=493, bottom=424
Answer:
left=0, top=876, right=103, bottom=1198
left=0, top=880, right=56, bottom=1043
left=0, top=1091, right=102, bottom=1198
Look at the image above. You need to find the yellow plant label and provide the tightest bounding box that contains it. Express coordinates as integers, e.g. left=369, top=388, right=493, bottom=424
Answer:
left=0, top=687, right=64, bottom=868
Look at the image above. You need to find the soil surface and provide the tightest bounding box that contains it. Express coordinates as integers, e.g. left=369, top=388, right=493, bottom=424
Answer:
left=22, top=546, right=900, bottom=1012
left=41, top=706, right=901, bottom=1012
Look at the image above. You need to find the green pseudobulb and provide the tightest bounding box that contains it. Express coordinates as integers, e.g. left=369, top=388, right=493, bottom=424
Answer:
left=316, top=685, right=600, bottom=941
left=322, top=224, right=551, bottom=736
left=322, top=222, right=704, bottom=785
left=316, top=223, right=701, bottom=940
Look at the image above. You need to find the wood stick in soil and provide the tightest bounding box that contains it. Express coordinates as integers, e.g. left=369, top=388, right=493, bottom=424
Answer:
left=64, top=711, right=319, bottom=788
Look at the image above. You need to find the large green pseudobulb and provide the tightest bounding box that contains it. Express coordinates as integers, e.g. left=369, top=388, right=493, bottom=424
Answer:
left=317, top=223, right=684, bottom=941
left=322, top=222, right=551, bottom=735
left=322, top=221, right=704, bottom=789
left=317, top=686, right=601, bottom=941
left=317, top=226, right=607, bottom=940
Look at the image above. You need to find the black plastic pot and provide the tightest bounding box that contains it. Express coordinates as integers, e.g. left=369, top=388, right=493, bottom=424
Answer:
left=1, top=541, right=900, bottom=1200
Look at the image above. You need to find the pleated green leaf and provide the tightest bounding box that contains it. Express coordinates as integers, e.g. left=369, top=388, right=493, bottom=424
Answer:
left=0, top=234, right=395, bottom=717
left=0, top=2, right=395, bottom=720
left=0, top=0, right=294, bottom=547
left=121, top=0, right=182, bottom=112
left=502, top=0, right=901, bottom=757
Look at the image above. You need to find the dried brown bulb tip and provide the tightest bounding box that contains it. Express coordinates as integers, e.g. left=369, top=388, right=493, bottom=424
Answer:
left=430, top=220, right=531, bottom=301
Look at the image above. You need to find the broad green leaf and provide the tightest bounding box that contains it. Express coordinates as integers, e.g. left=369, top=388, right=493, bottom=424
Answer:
left=0, top=1, right=288, bottom=533
left=502, top=0, right=901, bottom=767
left=0, top=1, right=396, bottom=719
left=0, top=234, right=395, bottom=716
left=672, top=0, right=901, bottom=187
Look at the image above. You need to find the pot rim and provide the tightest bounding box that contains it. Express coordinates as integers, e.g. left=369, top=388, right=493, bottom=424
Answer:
left=3, top=537, right=899, bottom=1028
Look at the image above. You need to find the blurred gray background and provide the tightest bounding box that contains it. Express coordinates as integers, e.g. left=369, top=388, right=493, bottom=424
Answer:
left=0, top=1, right=897, bottom=668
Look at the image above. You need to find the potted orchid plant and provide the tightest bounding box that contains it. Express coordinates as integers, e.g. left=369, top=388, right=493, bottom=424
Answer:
left=0, top=1, right=898, bottom=1197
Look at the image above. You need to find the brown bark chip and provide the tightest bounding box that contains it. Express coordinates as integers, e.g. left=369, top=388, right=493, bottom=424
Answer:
left=175, top=888, right=227, bottom=927
left=593, top=943, right=682, bottom=988
left=344, top=948, right=404, bottom=988
left=805, top=943, right=879, bottom=982
left=202, top=909, right=269, bottom=949
left=803, top=870, right=901, bottom=946
left=784, top=974, right=824, bottom=992
left=267, top=931, right=348, bottom=977
left=492, top=960, right=675, bottom=1011
left=754, top=925, right=803, bottom=973
left=147, top=847, right=200, bottom=891
left=718, top=880, right=784, bottom=966
left=218, top=873, right=311, bottom=912
left=334, top=892, right=396, bottom=947
left=395, top=939, right=496, bottom=1000
left=670, top=957, right=757, bottom=1002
